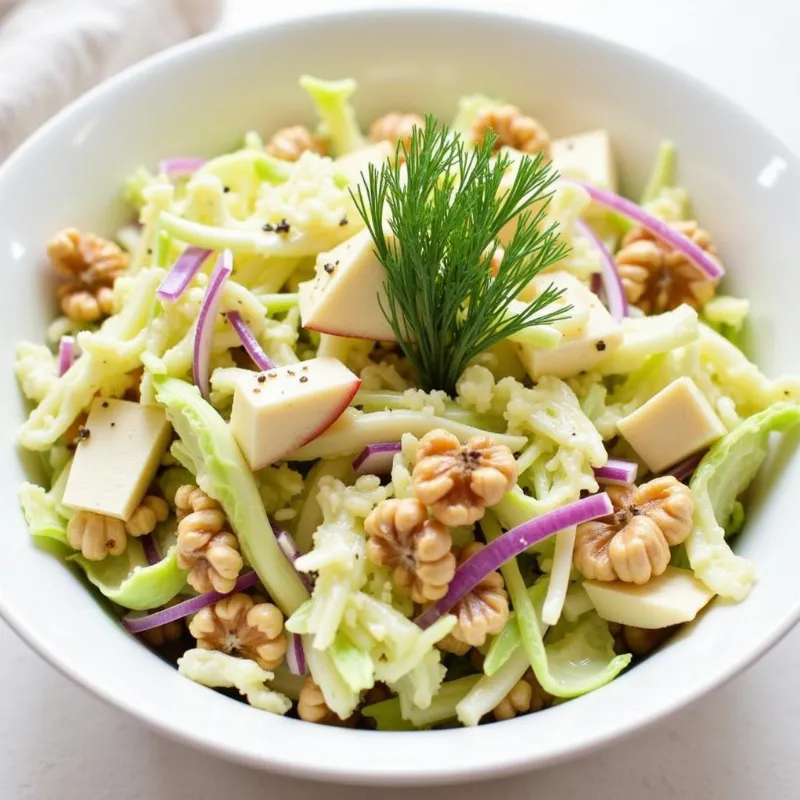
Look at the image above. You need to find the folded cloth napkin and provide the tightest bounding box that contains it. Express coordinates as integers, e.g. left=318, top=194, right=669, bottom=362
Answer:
left=0, top=0, right=222, bottom=161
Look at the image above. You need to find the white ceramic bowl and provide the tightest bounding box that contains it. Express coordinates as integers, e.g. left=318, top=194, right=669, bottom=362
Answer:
left=1, top=7, right=799, bottom=786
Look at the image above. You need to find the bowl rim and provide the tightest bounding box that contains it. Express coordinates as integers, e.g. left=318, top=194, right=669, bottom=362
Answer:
left=2, top=4, right=800, bottom=785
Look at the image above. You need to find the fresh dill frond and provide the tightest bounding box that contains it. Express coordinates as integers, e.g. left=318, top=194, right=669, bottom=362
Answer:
left=351, top=116, right=571, bottom=394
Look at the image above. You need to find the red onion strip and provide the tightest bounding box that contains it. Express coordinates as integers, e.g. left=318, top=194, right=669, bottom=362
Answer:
left=193, top=249, right=232, bottom=400
left=285, top=632, right=307, bottom=676
left=567, top=179, right=724, bottom=281
left=158, top=157, right=206, bottom=179
left=157, top=246, right=213, bottom=302
left=576, top=219, right=628, bottom=322
left=273, top=523, right=312, bottom=590
left=226, top=310, right=274, bottom=371
left=666, top=450, right=706, bottom=482
left=57, top=336, right=75, bottom=376
left=415, top=493, right=613, bottom=629
left=352, top=442, right=402, bottom=475
left=593, top=458, right=638, bottom=486
left=140, top=534, right=161, bottom=566
left=122, top=571, right=259, bottom=633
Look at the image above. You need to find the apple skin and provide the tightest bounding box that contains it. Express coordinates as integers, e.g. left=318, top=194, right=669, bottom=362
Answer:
left=230, top=358, right=362, bottom=471
left=302, top=319, right=395, bottom=341
left=289, top=377, right=361, bottom=453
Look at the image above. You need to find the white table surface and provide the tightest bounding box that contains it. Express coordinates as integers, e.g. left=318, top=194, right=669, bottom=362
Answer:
left=2, top=0, right=799, bottom=797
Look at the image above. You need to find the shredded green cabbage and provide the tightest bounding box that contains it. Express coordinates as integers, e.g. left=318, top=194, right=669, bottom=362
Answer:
left=687, top=402, right=800, bottom=600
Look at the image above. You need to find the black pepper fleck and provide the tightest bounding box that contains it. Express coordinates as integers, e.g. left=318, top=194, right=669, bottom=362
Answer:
left=262, top=222, right=275, bottom=232
left=146, top=248, right=153, bottom=255
left=596, top=340, right=607, bottom=352
left=339, top=216, right=348, bottom=226
left=267, top=372, right=277, bottom=378
left=78, top=427, right=91, bottom=440
left=102, top=401, right=109, bottom=408
left=223, top=185, right=231, bottom=193
left=323, top=262, right=335, bottom=274
left=257, top=374, right=266, bottom=383
left=110, top=422, right=116, bottom=428
left=301, top=365, right=308, bottom=371
left=300, top=376, right=308, bottom=383
left=275, top=219, right=291, bottom=234
left=287, top=370, right=295, bottom=376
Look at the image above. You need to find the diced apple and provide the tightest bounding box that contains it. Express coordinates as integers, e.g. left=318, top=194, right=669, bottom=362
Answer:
left=514, top=272, right=622, bottom=380
left=230, top=357, right=361, bottom=470
left=551, top=129, right=617, bottom=192
left=617, top=376, right=726, bottom=472
left=584, top=567, right=716, bottom=628
left=335, top=141, right=393, bottom=185
left=62, top=398, right=172, bottom=521
left=298, top=228, right=396, bottom=341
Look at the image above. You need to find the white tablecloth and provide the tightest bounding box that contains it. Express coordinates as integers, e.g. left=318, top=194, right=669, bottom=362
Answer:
left=2, top=1, right=799, bottom=798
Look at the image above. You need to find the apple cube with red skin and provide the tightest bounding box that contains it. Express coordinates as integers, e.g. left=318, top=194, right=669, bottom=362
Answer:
left=298, top=228, right=397, bottom=341
left=230, top=357, right=361, bottom=470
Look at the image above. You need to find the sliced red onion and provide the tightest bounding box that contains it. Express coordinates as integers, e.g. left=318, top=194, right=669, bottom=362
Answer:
left=226, top=310, right=274, bottom=371
left=568, top=179, right=724, bottom=281
left=666, top=450, right=707, bottom=482
left=158, top=157, right=206, bottom=179
left=273, top=523, right=312, bottom=590
left=157, top=246, right=213, bottom=302
left=576, top=219, right=628, bottom=322
left=415, top=492, right=613, bottom=630
left=193, top=249, right=232, bottom=400
left=57, top=336, right=75, bottom=376
left=590, top=272, right=603, bottom=296
left=352, top=442, right=402, bottom=475
left=140, top=534, right=161, bottom=566
left=593, top=458, right=638, bottom=486
left=285, top=632, right=307, bottom=676
left=122, top=570, right=259, bottom=633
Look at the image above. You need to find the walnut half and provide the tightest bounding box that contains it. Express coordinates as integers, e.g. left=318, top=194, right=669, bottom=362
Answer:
left=574, top=476, right=695, bottom=584
left=175, top=485, right=243, bottom=594
left=412, top=429, right=518, bottom=527
left=47, top=228, right=128, bottom=322
left=189, top=593, right=287, bottom=670
left=471, top=104, right=551, bottom=156
left=615, top=220, right=720, bottom=314
left=445, top=542, right=509, bottom=648
left=364, top=497, right=456, bottom=604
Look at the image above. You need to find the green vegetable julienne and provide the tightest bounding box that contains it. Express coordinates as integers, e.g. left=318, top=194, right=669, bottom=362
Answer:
left=351, top=116, right=572, bottom=394
left=687, top=402, right=800, bottom=600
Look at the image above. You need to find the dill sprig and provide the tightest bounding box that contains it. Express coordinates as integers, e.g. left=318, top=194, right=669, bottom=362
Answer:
left=351, top=116, right=571, bottom=394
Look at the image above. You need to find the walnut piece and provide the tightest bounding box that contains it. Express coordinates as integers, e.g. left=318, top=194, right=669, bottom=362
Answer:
left=47, top=228, right=128, bottom=322
left=140, top=600, right=184, bottom=648
left=493, top=679, right=532, bottom=722
left=369, top=112, right=425, bottom=154
left=471, top=105, right=550, bottom=156
left=364, top=497, right=456, bottom=604
left=412, top=429, right=518, bottom=526
left=189, top=593, right=287, bottom=670
left=493, top=669, right=552, bottom=721
left=448, top=543, right=509, bottom=647
left=175, top=485, right=243, bottom=594
left=297, top=677, right=346, bottom=724
left=125, top=495, right=169, bottom=537
left=574, top=476, right=695, bottom=584
left=615, top=221, right=720, bottom=314
left=266, top=125, right=327, bottom=162
left=67, top=510, right=126, bottom=561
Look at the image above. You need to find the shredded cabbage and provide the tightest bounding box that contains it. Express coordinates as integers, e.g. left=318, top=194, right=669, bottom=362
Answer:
left=18, top=268, right=162, bottom=450
left=299, top=75, right=366, bottom=156
left=687, top=403, right=800, bottom=600
left=178, top=649, right=291, bottom=715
